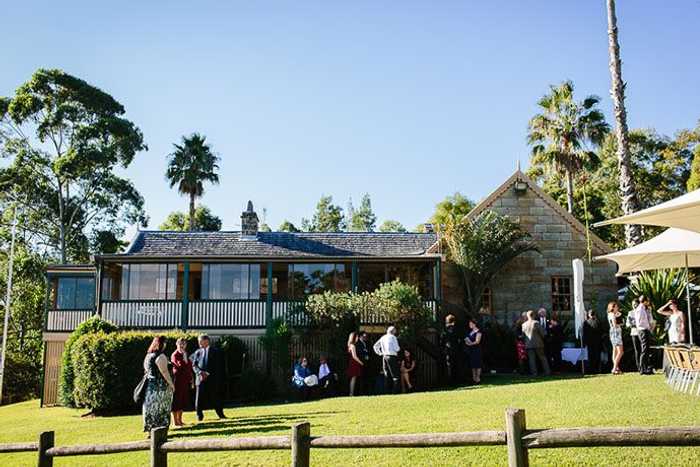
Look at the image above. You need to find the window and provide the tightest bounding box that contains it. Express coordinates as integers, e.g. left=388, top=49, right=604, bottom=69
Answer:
left=289, top=264, right=349, bottom=299
left=120, top=264, right=178, bottom=300
left=480, top=287, right=493, bottom=314
left=359, top=262, right=435, bottom=298
left=55, top=277, right=95, bottom=309
left=551, top=276, right=572, bottom=313
left=201, top=264, right=261, bottom=300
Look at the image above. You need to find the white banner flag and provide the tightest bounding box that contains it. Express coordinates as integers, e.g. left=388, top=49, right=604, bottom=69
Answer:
left=572, top=259, right=586, bottom=339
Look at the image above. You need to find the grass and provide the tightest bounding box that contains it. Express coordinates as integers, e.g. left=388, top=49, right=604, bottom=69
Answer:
left=1, top=374, right=699, bottom=466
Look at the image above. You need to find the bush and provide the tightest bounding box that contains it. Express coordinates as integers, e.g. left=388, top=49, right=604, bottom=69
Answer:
left=234, top=368, right=277, bottom=402
left=259, top=318, right=292, bottom=372
left=59, top=316, right=118, bottom=407
left=2, top=352, right=41, bottom=405
left=70, top=331, right=197, bottom=413
left=217, top=335, right=248, bottom=399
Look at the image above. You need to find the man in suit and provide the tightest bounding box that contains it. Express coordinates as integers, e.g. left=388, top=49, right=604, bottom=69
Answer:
left=522, top=310, right=551, bottom=376
left=192, top=334, right=227, bottom=421
left=356, top=332, right=372, bottom=395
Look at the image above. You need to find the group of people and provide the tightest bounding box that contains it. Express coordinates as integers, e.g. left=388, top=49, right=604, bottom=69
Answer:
left=291, top=327, right=418, bottom=399
left=584, top=296, right=685, bottom=375
left=516, top=309, right=564, bottom=376
left=440, top=315, right=483, bottom=385
left=141, top=334, right=227, bottom=434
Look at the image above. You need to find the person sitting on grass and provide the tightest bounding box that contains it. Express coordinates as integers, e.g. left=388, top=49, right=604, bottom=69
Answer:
left=400, top=349, right=416, bottom=393
left=318, top=354, right=339, bottom=397
left=292, top=356, right=318, bottom=401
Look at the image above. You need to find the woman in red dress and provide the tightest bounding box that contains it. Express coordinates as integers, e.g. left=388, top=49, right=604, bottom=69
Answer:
left=170, top=338, right=193, bottom=426
left=346, top=332, right=364, bottom=396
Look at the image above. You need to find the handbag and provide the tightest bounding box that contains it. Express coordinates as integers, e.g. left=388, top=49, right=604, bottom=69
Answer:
left=133, top=374, right=148, bottom=404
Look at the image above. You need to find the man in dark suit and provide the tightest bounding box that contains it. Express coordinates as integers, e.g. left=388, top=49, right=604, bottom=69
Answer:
left=192, top=334, right=227, bottom=421
left=356, top=331, right=372, bottom=394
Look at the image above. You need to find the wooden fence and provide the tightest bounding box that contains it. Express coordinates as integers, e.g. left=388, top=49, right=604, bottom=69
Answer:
left=3, top=408, right=700, bottom=466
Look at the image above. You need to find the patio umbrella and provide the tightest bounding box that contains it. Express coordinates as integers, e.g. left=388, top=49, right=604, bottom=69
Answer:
left=593, top=188, right=700, bottom=233
left=596, top=227, right=699, bottom=345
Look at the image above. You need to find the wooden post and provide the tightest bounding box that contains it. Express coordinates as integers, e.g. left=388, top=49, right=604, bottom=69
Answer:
left=505, top=408, right=528, bottom=467
left=150, top=427, right=168, bottom=467
left=291, top=422, right=311, bottom=467
left=37, top=431, right=54, bottom=467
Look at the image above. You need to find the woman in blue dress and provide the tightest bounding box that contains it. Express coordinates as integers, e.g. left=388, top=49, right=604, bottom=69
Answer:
left=465, top=318, right=483, bottom=384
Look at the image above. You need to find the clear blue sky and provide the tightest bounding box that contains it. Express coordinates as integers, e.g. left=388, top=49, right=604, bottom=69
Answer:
left=2, top=1, right=699, bottom=232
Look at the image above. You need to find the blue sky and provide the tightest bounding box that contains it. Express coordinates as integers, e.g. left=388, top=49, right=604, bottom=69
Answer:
left=2, top=1, right=699, bottom=232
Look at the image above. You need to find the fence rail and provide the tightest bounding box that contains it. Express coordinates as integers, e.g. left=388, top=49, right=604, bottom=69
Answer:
left=5, top=408, right=700, bottom=467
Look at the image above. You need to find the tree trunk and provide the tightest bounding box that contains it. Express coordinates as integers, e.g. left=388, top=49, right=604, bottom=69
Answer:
left=565, top=169, right=574, bottom=214
left=606, top=0, right=642, bottom=246
left=188, top=193, right=196, bottom=231
left=57, top=181, right=67, bottom=263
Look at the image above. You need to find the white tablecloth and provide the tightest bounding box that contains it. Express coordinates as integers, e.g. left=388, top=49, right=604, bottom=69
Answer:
left=561, top=347, right=588, bottom=365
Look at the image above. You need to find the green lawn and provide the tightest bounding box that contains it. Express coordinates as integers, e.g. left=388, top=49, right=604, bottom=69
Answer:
left=1, top=374, right=699, bottom=466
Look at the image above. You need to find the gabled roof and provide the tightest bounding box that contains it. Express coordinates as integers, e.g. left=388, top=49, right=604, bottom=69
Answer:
left=428, top=169, right=612, bottom=255
left=101, top=231, right=439, bottom=260
left=470, top=170, right=612, bottom=254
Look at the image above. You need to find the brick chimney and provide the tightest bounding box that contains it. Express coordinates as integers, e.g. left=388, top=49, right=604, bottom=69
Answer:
left=241, top=201, right=259, bottom=239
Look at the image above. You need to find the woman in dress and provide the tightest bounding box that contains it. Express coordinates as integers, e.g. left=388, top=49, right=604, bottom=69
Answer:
left=465, top=318, right=483, bottom=384
left=657, top=299, right=686, bottom=344
left=170, top=338, right=193, bottom=427
left=292, top=356, right=316, bottom=401
left=346, top=332, right=364, bottom=396
left=400, top=349, right=416, bottom=393
left=143, top=336, right=175, bottom=435
left=607, top=301, right=624, bottom=374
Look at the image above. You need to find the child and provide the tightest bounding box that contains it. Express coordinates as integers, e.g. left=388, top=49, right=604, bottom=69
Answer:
left=516, top=336, right=528, bottom=375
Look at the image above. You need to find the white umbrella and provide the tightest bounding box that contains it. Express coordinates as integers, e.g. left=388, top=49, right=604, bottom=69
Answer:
left=596, top=227, right=698, bottom=344
left=593, top=189, right=700, bottom=233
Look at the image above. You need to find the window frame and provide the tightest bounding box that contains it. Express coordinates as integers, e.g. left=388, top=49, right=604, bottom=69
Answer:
left=551, top=276, right=572, bottom=313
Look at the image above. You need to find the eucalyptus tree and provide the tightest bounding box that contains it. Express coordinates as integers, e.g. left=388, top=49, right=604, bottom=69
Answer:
left=301, top=195, right=345, bottom=232
left=527, top=80, right=609, bottom=213
left=349, top=193, right=377, bottom=232
left=165, top=133, right=220, bottom=231
left=0, top=69, right=147, bottom=262
left=159, top=205, right=222, bottom=231
left=606, top=0, right=642, bottom=246
left=379, top=220, right=407, bottom=233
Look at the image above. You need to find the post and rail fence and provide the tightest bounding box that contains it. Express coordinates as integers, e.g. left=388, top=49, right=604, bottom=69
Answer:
left=3, top=408, right=700, bottom=467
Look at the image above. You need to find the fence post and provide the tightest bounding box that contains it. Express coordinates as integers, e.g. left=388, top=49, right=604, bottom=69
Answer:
left=291, top=422, right=311, bottom=467
left=150, top=427, right=168, bottom=467
left=505, top=408, right=528, bottom=467
left=37, top=431, right=54, bottom=467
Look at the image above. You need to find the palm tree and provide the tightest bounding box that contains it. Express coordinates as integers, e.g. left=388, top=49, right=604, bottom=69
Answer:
left=527, top=81, right=609, bottom=213
left=606, top=0, right=642, bottom=246
left=165, top=134, right=220, bottom=231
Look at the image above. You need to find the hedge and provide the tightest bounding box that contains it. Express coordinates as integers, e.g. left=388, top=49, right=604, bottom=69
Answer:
left=58, top=316, right=118, bottom=407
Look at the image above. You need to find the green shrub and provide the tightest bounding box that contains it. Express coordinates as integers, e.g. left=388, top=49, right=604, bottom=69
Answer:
left=2, top=352, right=41, bottom=405
left=217, top=335, right=248, bottom=399
left=234, top=368, right=277, bottom=402
left=70, top=331, right=197, bottom=413
left=259, top=318, right=292, bottom=372
left=59, top=316, right=118, bottom=407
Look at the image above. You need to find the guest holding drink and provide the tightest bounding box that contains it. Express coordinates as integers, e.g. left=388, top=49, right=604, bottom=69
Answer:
left=171, top=338, right=193, bottom=427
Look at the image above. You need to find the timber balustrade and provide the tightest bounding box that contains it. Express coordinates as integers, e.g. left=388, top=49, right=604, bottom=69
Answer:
left=4, top=408, right=700, bottom=467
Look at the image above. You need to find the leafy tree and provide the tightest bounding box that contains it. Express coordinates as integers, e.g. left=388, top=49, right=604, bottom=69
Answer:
left=258, top=207, right=271, bottom=232
left=527, top=80, right=609, bottom=213
left=683, top=122, right=700, bottom=192
left=0, top=69, right=147, bottom=262
left=379, top=220, right=407, bottom=233
left=349, top=193, right=377, bottom=232
left=165, top=133, right=219, bottom=231
left=428, top=192, right=474, bottom=228
left=442, top=211, right=539, bottom=314
left=278, top=220, right=300, bottom=232
left=607, top=0, right=642, bottom=246
left=159, top=205, right=222, bottom=231
left=301, top=195, right=345, bottom=232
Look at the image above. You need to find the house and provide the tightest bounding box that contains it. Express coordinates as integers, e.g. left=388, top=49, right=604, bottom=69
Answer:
left=40, top=170, right=618, bottom=405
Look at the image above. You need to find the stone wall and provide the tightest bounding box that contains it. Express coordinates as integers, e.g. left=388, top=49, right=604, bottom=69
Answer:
left=441, top=177, right=618, bottom=327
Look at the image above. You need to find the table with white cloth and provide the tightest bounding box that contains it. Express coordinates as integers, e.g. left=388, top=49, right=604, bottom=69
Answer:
left=561, top=347, right=588, bottom=365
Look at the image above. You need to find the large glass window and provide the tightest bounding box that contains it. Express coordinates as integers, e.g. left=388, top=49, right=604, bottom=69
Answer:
left=289, top=263, right=349, bottom=298
left=201, top=264, right=261, bottom=300
left=359, top=262, right=435, bottom=298
left=120, top=264, right=178, bottom=300
left=55, top=277, right=95, bottom=309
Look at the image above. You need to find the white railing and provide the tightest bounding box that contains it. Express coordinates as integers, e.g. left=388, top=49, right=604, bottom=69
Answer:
left=101, top=301, right=182, bottom=329
left=45, top=310, right=94, bottom=332
left=188, top=300, right=266, bottom=328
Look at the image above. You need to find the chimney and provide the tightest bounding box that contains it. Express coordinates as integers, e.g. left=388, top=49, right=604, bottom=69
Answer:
left=241, top=201, right=259, bottom=239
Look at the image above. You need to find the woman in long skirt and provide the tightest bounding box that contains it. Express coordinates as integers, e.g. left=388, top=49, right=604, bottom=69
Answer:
left=143, top=336, right=175, bottom=434
left=171, top=338, right=193, bottom=427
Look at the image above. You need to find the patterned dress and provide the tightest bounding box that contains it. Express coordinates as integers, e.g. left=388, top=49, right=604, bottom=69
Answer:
left=143, top=352, right=173, bottom=432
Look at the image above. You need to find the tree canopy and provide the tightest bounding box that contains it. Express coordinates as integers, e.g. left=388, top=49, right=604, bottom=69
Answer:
left=348, top=193, right=377, bottom=232
left=278, top=220, right=300, bottom=232
left=0, top=68, right=147, bottom=262
left=427, top=192, right=474, bottom=229
left=159, top=205, right=222, bottom=231
left=379, top=220, right=407, bottom=233
left=301, top=195, right=345, bottom=232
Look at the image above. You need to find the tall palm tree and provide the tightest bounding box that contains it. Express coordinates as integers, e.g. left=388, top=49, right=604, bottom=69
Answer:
left=166, top=133, right=220, bottom=231
left=528, top=81, right=609, bottom=213
left=606, top=0, right=642, bottom=246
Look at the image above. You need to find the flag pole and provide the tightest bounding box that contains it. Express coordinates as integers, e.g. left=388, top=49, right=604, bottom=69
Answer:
left=0, top=204, right=18, bottom=403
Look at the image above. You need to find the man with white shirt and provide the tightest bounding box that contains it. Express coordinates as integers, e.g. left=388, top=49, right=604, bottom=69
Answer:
left=373, top=326, right=401, bottom=393
left=317, top=354, right=337, bottom=396
left=634, top=296, right=655, bottom=375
